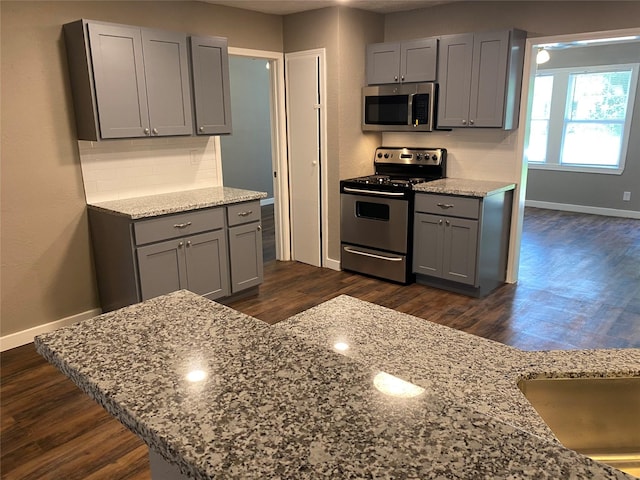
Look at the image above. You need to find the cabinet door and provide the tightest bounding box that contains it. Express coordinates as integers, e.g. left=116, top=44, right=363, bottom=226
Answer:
left=366, top=42, right=401, bottom=85
left=442, top=217, right=478, bottom=285
left=87, top=23, right=150, bottom=138
left=189, top=35, right=232, bottom=135
left=469, top=30, right=510, bottom=127
left=401, top=38, right=437, bottom=83
left=413, top=213, right=444, bottom=276
left=437, top=33, right=474, bottom=128
left=137, top=239, right=187, bottom=301
left=228, top=222, right=263, bottom=293
left=184, top=230, right=229, bottom=300
left=142, top=29, right=193, bottom=136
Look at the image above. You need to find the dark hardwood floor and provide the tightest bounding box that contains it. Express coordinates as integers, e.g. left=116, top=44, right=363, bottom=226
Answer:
left=2, top=208, right=639, bottom=479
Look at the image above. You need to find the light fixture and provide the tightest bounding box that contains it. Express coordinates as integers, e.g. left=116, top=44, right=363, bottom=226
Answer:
left=536, top=47, right=550, bottom=65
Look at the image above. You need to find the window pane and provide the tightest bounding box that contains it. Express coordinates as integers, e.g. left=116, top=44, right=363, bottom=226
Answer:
left=531, top=75, right=554, bottom=119
left=525, top=75, right=554, bottom=163
left=561, top=122, right=623, bottom=166
left=526, top=120, right=549, bottom=162
left=568, top=71, right=632, bottom=121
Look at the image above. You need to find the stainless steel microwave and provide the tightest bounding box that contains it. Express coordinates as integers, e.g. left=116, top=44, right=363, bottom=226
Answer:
left=362, top=82, right=436, bottom=132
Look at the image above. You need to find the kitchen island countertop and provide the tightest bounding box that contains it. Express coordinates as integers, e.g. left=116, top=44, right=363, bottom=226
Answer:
left=87, top=186, right=267, bottom=219
left=414, top=177, right=516, bottom=197
left=35, top=291, right=639, bottom=479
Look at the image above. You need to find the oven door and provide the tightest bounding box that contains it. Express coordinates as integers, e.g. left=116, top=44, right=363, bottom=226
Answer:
left=340, top=193, right=409, bottom=253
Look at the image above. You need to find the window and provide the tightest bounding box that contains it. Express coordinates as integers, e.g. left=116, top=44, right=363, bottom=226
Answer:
left=525, top=64, right=639, bottom=174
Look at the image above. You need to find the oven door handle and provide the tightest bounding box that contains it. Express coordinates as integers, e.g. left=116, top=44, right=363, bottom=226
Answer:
left=343, top=246, right=404, bottom=262
left=343, top=187, right=406, bottom=197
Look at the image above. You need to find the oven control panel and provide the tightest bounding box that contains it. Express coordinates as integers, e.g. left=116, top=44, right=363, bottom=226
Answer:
left=374, top=147, right=445, bottom=166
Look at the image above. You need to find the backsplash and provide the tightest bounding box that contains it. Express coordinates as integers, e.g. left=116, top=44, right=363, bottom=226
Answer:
left=78, top=136, right=222, bottom=203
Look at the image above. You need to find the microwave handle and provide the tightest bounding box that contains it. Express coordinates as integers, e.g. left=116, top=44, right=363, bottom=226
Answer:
left=408, top=93, right=415, bottom=127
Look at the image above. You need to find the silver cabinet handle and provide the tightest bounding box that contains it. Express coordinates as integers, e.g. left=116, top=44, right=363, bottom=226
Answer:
left=438, top=219, right=443, bottom=225
left=144, top=128, right=150, bottom=135
left=343, top=246, right=403, bottom=262
left=199, top=126, right=204, bottom=132
left=462, top=119, right=467, bottom=125
left=173, top=222, right=192, bottom=229
left=469, top=120, right=475, bottom=125
left=186, top=241, right=191, bottom=247
left=178, top=241, right=184, bottom=248
left=437, top=203, right=454, bottom=209
left=257, top=225, right=262, bottom=231
left=152, top=128, right=159, bottom=135
left=238, top=210, right=253, bottom=217
left=394, top=75, right=398, bottom=82
left=445, top=220, right=451, bottom=226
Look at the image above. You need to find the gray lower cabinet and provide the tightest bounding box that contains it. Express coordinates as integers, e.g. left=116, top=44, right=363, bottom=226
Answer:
left=137, top=230, right=229, bottom=301
left=413, top=191, right=513, bottom=297
left=227, top=201, right=264, bottom=293
left=88, top=201, right=262, bottom=312
left=437, top=29, right=526, bottom=129
left=64, top=19, right=193, bottom=140
left=366, top=38, right=438, bottom=85
left=413, top=213, right=479, bottom=284
left=189, top=35, right=232, bottom=135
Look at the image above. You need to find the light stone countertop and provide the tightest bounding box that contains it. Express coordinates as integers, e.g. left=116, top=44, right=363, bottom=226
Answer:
left=414, top=178, right=516, bottom=197
left=87, top=187, right=267, bottom=219
left=35, top=291, right=639, bottom=480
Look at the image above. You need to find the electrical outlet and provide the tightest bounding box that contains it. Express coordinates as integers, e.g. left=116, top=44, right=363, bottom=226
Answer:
left=190, top=149, right=200, bottom=165
left=623, top=191, right=631, bottom=201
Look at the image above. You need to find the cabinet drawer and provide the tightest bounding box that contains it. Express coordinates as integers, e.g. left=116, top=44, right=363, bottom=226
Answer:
left=415, top=194, right=480, bottom=219
left=133, top=208, right=224, bottom=245
left=227, top=201, right=261, bottom=227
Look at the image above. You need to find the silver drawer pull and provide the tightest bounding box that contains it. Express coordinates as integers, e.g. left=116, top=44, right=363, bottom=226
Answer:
left=344, top=246, right=403, bottom=262
left=437, top=203, right=454, bottom=209
left=173, top=222, right=192, bottom=229
left=237, top=210, right=253, bottom=217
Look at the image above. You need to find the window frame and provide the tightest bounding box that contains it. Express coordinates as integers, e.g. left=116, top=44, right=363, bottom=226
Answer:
left=525, top=62, right=639, bottom=175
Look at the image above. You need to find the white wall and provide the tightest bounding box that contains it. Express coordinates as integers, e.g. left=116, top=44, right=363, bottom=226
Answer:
left=79, top=137, right=222, bottom=203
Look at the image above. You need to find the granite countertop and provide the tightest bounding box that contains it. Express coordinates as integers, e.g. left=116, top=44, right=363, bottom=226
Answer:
left=87, top=187, right=267, bottom=219
left=35, top=291, right=639, bottom=479
left=414, top=178, right=516, bottom=197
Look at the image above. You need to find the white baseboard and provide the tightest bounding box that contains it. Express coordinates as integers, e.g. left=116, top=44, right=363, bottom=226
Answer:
left=1, top=308, right=102, bottom=352
left=324, top=257, right=341, bottom=271
left=260, top=197, right=274, bottom=206
left=525, top=200, right=640, bottom=219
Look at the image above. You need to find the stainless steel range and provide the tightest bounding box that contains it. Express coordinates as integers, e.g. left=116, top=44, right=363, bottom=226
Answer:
left=340, top=146, right=446, bottom=284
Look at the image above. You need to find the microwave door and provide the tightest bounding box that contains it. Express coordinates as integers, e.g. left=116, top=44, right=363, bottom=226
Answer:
left=412, top=93, right=431, bottom=129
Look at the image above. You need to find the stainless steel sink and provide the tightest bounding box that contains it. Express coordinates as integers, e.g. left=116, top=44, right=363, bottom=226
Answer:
left=518, top=377, right=640, bottom=477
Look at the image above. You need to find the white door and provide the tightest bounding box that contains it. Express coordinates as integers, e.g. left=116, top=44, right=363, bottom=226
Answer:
left=285, top=51, right=322, bottom=267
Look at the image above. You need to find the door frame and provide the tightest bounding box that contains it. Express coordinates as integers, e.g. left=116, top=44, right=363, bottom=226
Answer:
left=284, top=48, right=329, bottom=267
left=510, top=26, right=640, bottom=282
left=226, top=47, right=291, bottom=261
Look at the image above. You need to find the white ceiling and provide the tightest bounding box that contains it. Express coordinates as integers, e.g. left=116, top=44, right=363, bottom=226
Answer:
left=203, top=0, right=459, bottom=16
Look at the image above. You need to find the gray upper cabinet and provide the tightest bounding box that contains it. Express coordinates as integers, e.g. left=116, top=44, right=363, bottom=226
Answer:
left=437, top=29, right=526, bottom=129
left=366, top=38, right=437, bottom=85
left=64, top=19, right=194, bottom=140
left=189, top=35, right=232, bottom=135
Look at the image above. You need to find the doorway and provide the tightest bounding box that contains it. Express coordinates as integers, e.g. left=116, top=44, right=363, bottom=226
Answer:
left=223, top=48, right=291, bottom=262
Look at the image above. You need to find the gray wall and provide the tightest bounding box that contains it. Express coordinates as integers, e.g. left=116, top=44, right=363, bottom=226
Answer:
left=526, top=42, right=640, bottom=212
left=220, top=56, right=274, bottom=198
left=1, top=0, right=283, bottom=338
